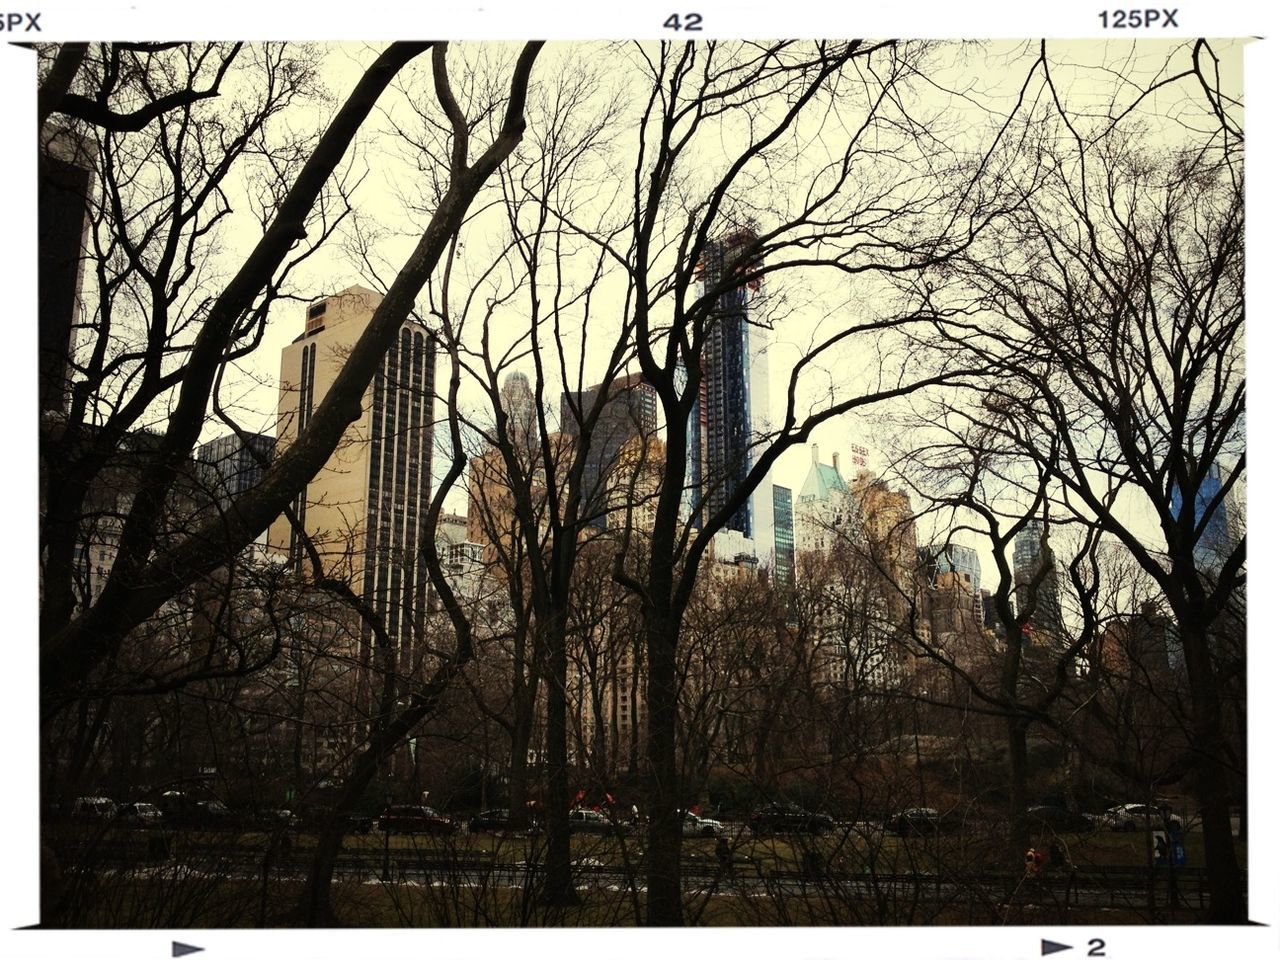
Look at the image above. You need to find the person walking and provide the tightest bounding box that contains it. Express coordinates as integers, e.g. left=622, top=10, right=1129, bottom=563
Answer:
left=716, top=835, right=733, bottom=874
left=1024, top=847, right=1043, bottom=881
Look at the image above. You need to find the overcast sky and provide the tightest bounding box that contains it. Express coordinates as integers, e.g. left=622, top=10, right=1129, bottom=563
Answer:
left=183, top=39, right=1245, bottom=576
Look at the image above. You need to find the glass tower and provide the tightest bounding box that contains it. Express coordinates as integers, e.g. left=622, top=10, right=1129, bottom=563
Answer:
left=772, top=485, right=795, bottom=584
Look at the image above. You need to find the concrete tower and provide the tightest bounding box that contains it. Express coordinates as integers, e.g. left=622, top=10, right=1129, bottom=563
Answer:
left=267, top=285, right=435, bottom=655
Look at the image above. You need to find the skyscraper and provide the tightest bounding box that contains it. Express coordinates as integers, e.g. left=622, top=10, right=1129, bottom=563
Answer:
left=561, top=372, right=658, bottom=527
left=500, top=370, right=538, bottom=451
left=922, top=542, right=981, bottom=593
left=920, top=541, right=983, bottom=627
left=1012, top=520, right=1064, bottom=635
left=772, top=485, right=795, bottom=584
left=852, top=470, right=920, bottom=616
left=692, top=227, right=773, bottom=555
left=1171, top=460, right=1234, bottom=572
left=793, top=446, right=851, bottom=556
left=39, top=126, right=95, bottom=416
left=267, top=285, right=435, bottom=655
left=197, top=432, right=276, bottom=511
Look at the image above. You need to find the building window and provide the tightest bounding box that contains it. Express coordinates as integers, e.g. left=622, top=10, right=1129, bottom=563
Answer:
left=306, top=301, right=327, bottom=335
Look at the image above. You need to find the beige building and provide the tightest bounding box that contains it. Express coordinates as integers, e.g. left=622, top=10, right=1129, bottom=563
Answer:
left=267, top=285, right=435, bottom=656
left=849, top=469, right=919, bottom=612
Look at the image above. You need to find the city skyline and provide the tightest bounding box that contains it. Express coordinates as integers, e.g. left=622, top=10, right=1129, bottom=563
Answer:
left=30, top=33, right=1250, bottom=934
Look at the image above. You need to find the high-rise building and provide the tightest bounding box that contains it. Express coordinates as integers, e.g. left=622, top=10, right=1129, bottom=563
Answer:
left=267, top=285, right=435, bottom=656
left=561, top=372, right=658, bottom=527
left=39, top=126, right=95, bottom=416
left=793, top=452, right=913, bottom=692
left=1171, top=460, right=1234, bottom=572
left=432, top=512, right=487, bottom=607
left=1095, top=600, right=1180, bottom=682
left=605, top=435, right=666, bottom=539
left=500, top=371, right=538, bottom=451
left=921, top=542, right=981, bottom=593
left=980, top=589, right=998, bottom=630
left=467, top=427, right=577, bottom=566
left=71, top=428, right=182, bottom=606
left=1012, top=520, right=1064, bottom=635
left=772, top=485, right=795, bottom=584
left=197, top=432, right=276, bottom=511
left=793, top=445, right=851, bottom=556
left=691, top=228, right=773, bottom=557
left=920, top=541, right=983, bottom=624
left=851, top=469, right=920, bottom=615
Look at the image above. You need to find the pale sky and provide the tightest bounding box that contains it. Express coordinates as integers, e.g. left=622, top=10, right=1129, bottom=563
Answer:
left=191, top=39, right=1244, bottom=579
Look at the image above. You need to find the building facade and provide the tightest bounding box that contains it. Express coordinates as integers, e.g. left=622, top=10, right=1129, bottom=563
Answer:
left=1171, top=459, right=1236, bottom=573
left=500, top=371, right=538, bottom=452
left=1012, top=520, right=1064, bottom=635
left=39, top=126, right=95, bottom=417
left=793, top=445, right=852, bottom=555
left=920, top=541, right=983, bottom=627
left=772, top=484, right=795, bottom=585
left=267, top=285, right=436, bottom=660
left=197, top=432, right=276, bottom=511
left=690, top=228, right=773, bottom=560
left=560, top=372, right=658, bottom=528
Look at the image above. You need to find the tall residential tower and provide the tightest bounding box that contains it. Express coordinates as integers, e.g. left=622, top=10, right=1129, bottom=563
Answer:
left=267, top=285, right=435, bottom=655
left=691, top=227, right=774, bottom=560
left=561, top=372, right=658, bottom=528
left=1012, top=520, right=1064, bottom=635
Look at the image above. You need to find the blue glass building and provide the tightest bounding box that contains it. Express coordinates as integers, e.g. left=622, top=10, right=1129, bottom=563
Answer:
left=1171, top=460, right=1232, bottom=570
left=698, top=231, right=755, bottom=537
left=1012, top=520, right=1064, bottom=634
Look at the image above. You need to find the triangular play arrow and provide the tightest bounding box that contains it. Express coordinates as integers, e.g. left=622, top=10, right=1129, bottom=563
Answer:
left=1041, top=941, right=1072, bottom=956
left=172, top=943, right=205, bottom=957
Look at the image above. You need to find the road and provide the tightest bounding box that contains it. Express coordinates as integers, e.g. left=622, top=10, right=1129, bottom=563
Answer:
left=69, top=841, right=1237, bottom=912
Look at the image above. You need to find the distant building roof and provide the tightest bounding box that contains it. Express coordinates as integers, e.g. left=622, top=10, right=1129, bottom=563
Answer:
left=797, top=460, right=848, bottom=504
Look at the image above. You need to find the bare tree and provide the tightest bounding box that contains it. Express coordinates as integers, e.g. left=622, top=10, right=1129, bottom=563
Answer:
left=890, top=395, right=1107, bottom=867
left=904, top=40, right=1246, bottom=919
left=403, top=49, right=644, bottom=906
left=595, top=39, right=1012, bottom=924
left=37, top=38, right=546, bottom=925
left=40, top=40, right=427, bottom=712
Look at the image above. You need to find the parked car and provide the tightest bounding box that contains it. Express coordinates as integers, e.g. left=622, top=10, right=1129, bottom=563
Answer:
left=1027, top=805, right=1093, bottom=833
left=681, top=811, right=726, bottom=838
left=567, top=809, right=615, bottom=835
left=748, top=802, right=833, bottom=836
left=255, top=808, right=299, bottom=830
left=300, top=806, right=374, bottom=835
left=1100, top=803, right=1180, bottom=832
left=377, top=805, right=458, bottom=835
left=469, top=808, right=542, bottom=834
left=195, top=800, right=235, bottom=828
left=347, top=813, right=375, bottom=834
left=886, top=807, right=944, bottom=838
left=72, top=796, right=118, bottom=822
left=118, top=802, right=164, bottom=828
left=157, top=791, right=193, bottom=823
left=157, top=792, right=234, bottom=829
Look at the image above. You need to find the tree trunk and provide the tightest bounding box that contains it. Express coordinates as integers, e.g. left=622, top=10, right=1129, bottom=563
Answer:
left=1180, top=618, right=1245, bottom=922
left=643, top=611, right=683, bottom=925
left=1007, top=716, right=1031, bottom=868
left=542, top=619, right=579, bottom=907
left=508, top=701, right=533, bottom=828
left=300, top=823, right=346, bottom=925
left=296, top=657, right=468, bottom=923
